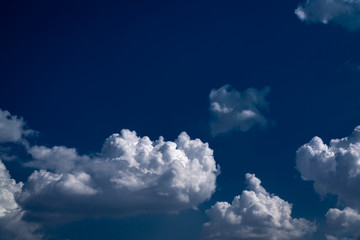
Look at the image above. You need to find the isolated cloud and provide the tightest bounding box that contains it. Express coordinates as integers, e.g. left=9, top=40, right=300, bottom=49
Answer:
left=325, top=207, right=360, bottom=239
left=0, top=109, right=33, bottom=143
left=0, top=160, right=40, bottom=240
left=295, top=0, right=360, bottom=31
left=20, top=130, right=219, bottom=221
left=296, top=126, right=360, bottom=209
left=209, top=85, right=270, bottom=136
left=202, top=173, right=315, bottom=240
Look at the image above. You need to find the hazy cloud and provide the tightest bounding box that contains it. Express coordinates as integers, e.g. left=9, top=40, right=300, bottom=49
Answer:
left=0, top=109, right=33, bottom=143
left=202, top=173, right=315, bottom=240
left=296, top=126, right=360, bottom=209
left=26, top=145, right=90, bottom=173
left=209, top=85, right=270, bottom=136
left=0, top=160, right=40, bottom=240
left=326, top=207, right=360, bottom=239
left=295, top=0, right=360, bottom=31
left=20, top=130, right=219, bottom=221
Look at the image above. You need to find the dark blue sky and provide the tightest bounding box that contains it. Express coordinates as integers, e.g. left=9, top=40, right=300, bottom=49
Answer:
left=1, top=1, right=360, bottom=239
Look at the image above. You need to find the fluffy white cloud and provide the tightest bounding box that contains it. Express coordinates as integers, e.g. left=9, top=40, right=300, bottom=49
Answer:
left=209, top=85, right=270, bottom=136
left=0, top=108, right=33, bottom=143
left=202, top=173, right=315, bottom=240
left=296, top=126, right=360, bottom=209
left=295, top=0, right=360, bottom=31
left=0, top=160, right=40, bottom=240
left=20, top=130, right=219, bottom=221
left=325, top=207, right=360, bottom=239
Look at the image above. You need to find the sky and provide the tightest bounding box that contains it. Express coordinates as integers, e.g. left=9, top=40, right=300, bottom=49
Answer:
left=1, top=0, right=360, bottom=239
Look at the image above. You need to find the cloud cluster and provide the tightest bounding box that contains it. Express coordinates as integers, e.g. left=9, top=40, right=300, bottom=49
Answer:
left=20, top=130, right=219, bottom=221
left=209, top=85, right=270, bottom=136
left=0, top=160, right=40, bottom=240
left=295, top=0, right=360, bottom=31
left=326, top=207, right=360, bottom=239
left=296, top=126, right=360, bottom=209
left=202, top=173, right=315, bottom=240
left=0, top=109, right=33, bottom=143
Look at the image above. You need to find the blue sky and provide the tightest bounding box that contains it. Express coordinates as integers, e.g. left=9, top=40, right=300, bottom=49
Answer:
left=1, top=0, right=360, bottom=239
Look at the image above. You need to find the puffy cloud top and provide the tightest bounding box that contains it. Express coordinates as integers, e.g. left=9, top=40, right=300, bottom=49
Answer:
left=296, top=126, right=360, bottom=209
left=202, top=173, right=315, bottom=240
left=21, top=130, right=219, bottom=221
left=209, top=85, right=270, bottom=136
left=295, top=0, right=360, bottom=31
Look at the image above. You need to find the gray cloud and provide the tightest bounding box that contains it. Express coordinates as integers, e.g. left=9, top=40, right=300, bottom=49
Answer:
left=325, top=207, right=360, bottom=240
left=202, top=173, right=315, bottom=240
left=296, top=126, right=360, bottom=209
left=0, top=109, right=33, bottom=143
left=0, top=160, right=41, bottom=240
left=209, top=85, right=270, bottom=136
left=295, top=0, right=360, bottom=31
left=20, top=130, right=219, bottom=222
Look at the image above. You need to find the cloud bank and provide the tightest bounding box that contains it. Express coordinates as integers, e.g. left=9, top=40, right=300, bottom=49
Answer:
left=20, top=130, right=219, bottom=221
left=209, top=85, right=270, bottom=136
left=295, top=0, right=360, bottom=31
left=202, top=173, right=315, bottom=240
left=296, top=126, right=360, bottom=209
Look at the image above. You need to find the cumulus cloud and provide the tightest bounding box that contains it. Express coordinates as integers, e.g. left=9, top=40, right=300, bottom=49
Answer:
left=0, top=160, right=40, bottom=240
left=20, top=130, right=219, bottom=221
left=202, top=173, right=315, bottom=240
left=296, top=126, right=360, bottom=209
left=325, top=207, right=360, bottom=239
left=209, top=85, right=270, bottom=136
left=0, top=108, right=33, bottom=143
left=295, top=0, right=360, bottom=31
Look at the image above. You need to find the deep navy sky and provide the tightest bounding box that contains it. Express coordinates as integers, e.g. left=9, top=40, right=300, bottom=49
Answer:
left=1, top=0, right=360, bottom=239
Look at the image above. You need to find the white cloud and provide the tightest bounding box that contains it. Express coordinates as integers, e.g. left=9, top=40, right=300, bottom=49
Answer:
left=0, top=108, right=33, bottom=143
left=26, top=145, right=90, bottom=173
left=202, top=173, right=315, bottom=240
left=20, top=130, right=219, bottom=221
left=296, top=126, right=360, bottom=209
left=209, top=85, right=270, bottom=136
left=0, top=160, right=40, bottom=240
left=295, top=0, right=360, bottom=31
left=325, top=207, right=360, bottom=239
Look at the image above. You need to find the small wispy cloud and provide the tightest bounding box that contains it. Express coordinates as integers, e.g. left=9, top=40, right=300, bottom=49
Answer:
left=295, top=0, right=360, bottom=31
left=209, top=85, right=270, bottom=136
left=0, top=109, right=34, bottom=143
